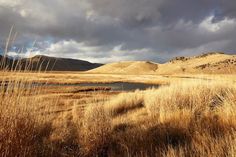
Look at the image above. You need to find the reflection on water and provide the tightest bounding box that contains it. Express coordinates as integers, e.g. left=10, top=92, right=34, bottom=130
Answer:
left=77, top=82, right=160, bottom=91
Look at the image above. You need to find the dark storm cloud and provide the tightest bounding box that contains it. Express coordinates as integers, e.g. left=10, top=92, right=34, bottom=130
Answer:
left=217, top=1, right=236, bottom=20
left=0, top=0, right=235, bottom=63
left=87, top=0, right=216, bottom=26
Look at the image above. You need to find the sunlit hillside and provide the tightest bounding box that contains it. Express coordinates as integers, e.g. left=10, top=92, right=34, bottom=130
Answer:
left=90, top=53, right=236, bottom=74
left=89, top=61, right=159, bottom=74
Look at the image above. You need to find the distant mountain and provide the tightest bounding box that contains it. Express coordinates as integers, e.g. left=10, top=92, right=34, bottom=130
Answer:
left=0, top=55, right=103, bottom=71
left=90, top=52, right=236, bottom=74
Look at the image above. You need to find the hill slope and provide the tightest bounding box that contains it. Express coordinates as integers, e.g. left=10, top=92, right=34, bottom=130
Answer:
left=0, top=55, right=102, bottom=71
left=89, top=61, right=159, bottom=74
left=157, top=52, right=236, bottom=74
left=90, top=52, right=236, bottom=74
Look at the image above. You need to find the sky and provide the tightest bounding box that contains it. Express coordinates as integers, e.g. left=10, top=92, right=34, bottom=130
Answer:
left=0, top=0, right=236, bottom=63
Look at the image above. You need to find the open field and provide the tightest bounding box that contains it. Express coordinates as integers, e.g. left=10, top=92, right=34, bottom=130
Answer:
left=1, top=70, right=236, bottom=84
left=1, top=70, right=236, bottom=157
left=1, top=0, right=236, bottom=155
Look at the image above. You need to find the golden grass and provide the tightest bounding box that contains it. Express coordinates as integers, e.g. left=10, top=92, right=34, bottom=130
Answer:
left=80, top=104, right=112, bottom=156
left=0, top=79, right=53, bottom=156
left=1, top=68, right=236, bottom=156
left=104, top=90, right=144, bottom=116
left=100, top=80, right=236, bottom=156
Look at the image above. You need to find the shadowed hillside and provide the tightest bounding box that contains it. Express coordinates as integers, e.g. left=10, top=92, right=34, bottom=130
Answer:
left=0, top=55, right=102, bottom=71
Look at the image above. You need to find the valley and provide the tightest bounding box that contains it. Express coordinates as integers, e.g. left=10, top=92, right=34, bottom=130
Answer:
left=1, top=52, right=236, bottom=157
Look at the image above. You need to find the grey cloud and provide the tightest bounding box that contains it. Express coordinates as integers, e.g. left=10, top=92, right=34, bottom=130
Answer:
left=87, top=0, right=216, bottom=27
left=0, top=0, right=235, bottom=63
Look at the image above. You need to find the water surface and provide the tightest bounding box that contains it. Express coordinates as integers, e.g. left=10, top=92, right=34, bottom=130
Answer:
left=1, top=82, right=160, bottom=92
left=77, top=82, right=160, bottom=91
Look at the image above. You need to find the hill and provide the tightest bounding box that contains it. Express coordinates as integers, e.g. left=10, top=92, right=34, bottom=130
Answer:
left=158, top=52, right=236, bottom=74
left=90, top=52, right=236, bottom=74
left=89, top=61, right=159, bottom=74
left=0, top=55, right=102, bottom=71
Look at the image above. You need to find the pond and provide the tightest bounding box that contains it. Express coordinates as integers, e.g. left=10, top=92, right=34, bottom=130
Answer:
left=1, top=82, right=160, bottom=92
left=76, top=82, right=160, bottom=91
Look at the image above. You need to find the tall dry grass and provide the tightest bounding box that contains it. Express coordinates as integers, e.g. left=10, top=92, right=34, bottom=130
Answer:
left=104, top=90, right=144, bottom=116
left=1, top=70, right=236, bottom=157
left=0, top=28, right=80, bottom=156
left=0, top=67, right=85, bottom=156
left=99, top=80, right=236, bottom=157
left=0, top=79, right=53, bottom=156
left=79, top=104, right=112, bottom=157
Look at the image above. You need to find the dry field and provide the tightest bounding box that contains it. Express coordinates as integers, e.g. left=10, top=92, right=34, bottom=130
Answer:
left=1, top=69, right=236, bottom=157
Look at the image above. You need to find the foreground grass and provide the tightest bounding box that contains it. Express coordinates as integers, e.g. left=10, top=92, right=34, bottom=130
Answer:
left=0, top=74, right=236, bottom=156
left=81, top=80, right=236, bottom=156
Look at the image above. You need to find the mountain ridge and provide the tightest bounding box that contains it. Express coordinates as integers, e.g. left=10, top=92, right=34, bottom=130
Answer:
left=0, top=55, right=103, bottom=71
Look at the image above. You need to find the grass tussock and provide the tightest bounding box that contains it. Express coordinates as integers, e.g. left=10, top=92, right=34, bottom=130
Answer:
left=144, top=81, right=236, bottom=120
left=104, top=90, right=144, bottom=116
left=80, top=104, right=112, bottom=157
